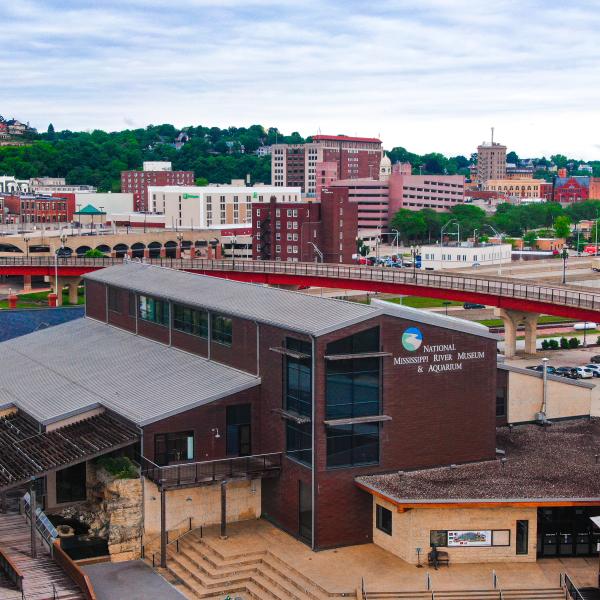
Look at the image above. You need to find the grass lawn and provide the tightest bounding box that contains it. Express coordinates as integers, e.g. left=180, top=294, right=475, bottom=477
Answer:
left=479, top=315, right=574, bottom=328
left=0, top=287, right=84, bottom=309
left=384, top=297, right=463, bottom=309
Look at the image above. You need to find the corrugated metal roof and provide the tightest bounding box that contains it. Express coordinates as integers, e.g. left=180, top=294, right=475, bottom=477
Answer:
left=0, top=318, right=260, bottom=427
left=84, top=263, right=380, bottom=336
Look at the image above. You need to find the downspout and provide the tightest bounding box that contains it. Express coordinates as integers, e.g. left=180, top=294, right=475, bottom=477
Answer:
left=311, top=335, right=316, bottom=550
left=255, top=322, right=260, bottom=377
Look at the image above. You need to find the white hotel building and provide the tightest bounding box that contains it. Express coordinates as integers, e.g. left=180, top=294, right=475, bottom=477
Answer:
left=148, top=185, right=302, bottom=229
left=420, top=243, right=512, bottom=270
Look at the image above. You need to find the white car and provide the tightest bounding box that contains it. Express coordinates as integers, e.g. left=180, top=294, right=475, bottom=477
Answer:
left=573, top=367, right=594, bottom=379
left=585, top=364, right=600, bottom=377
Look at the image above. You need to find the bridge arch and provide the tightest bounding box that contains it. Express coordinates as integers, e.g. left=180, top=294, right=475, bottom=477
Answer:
left=57, top=246, right=72, bottom=257
left=95, top=244, right=111, bottom=255
left=164, top=240, right=178, bottom=258
left=113, top=243, right=128, bottom=258
left=75, top=245, right=92, bottom=257
left=131, top=242, right=145, bottom=258
left=0, top=244, right=23, bottom=253
left=148, top=241, right=162, bottom=258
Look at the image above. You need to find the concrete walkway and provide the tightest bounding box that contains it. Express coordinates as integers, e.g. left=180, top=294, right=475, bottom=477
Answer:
left=83, top=560, right=185, bottom=600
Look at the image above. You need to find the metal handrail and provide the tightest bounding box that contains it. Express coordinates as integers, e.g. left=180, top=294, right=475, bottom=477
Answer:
left=563, top=572, right=585, bottom=600
left=1, top=255, right=599, bottom=311
left=141, top=515, right=197, bottom=558
left=22, top=493, right=58, bottom=550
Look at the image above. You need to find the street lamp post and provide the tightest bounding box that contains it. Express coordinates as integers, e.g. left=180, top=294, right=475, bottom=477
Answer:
left=561, top=247, right=568, bottom=284
left=176, top=233, right=184, bottom=261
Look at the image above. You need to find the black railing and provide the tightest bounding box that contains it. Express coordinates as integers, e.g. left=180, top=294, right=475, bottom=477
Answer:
left=140, top=452, right=282, bottom=488
left=563, top=573, right=585, bottom=600
left=0, top=256, right=599, bottom=312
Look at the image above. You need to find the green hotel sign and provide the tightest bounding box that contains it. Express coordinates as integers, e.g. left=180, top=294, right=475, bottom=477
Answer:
left=183, top=194, right=200, bottom=199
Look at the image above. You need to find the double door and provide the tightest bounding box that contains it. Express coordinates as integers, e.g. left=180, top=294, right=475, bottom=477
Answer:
left=538, top=507, right=600, bottom=557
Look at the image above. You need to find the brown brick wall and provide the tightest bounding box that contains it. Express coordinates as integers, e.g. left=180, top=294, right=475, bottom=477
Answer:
left=85, top=280, right=106, bottom=321
left=171, top=329, right=209, bottom=357
left=142, top=387, right=260, bottom=462
left=107, top=286, right=136, bottom=332
left=312, top=315, right=497, bottom=549
left=209, top=317, right=258, bottom=374
left=137, top=318, right=169, bottom=345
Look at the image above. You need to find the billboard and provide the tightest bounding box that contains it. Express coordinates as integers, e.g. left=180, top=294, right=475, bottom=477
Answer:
left=447, top=530, right=492, bottom=547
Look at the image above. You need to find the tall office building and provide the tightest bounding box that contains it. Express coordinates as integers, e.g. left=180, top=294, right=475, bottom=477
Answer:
left=476, top=130, right=507, bottom=185
left=271, top=135, right=382, bottom=196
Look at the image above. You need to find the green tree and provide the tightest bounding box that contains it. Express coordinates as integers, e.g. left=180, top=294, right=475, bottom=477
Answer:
left=523, top=230, right=538, bottom=248
left=46, top=123, right=56, bottom=141
left=389, top=209, right=427, bottom=243
left=195, top=177, right=209, bottom=186
left=553, top=215, right=571, bottom=239
left=506, top=151, right=519, bottom=164
left=84, top=248, right=106, bottom=258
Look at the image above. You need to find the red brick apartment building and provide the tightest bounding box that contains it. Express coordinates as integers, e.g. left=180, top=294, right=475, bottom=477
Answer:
left=251, top=189, right=358, bottom=263
left=1, top=193, right=75, bottom=224
left=121, top=169, right=194, bottom=211
left=0, top=264, right=597, bottom=568
left=271, top=135, right=382, bottom=196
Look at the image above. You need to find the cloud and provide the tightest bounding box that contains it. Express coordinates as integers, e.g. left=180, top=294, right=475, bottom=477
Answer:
left=3, top=0, right=600, bottom=158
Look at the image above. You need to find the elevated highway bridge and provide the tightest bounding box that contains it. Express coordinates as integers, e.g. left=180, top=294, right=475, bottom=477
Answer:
left=1, top=256, right=599, bottom=358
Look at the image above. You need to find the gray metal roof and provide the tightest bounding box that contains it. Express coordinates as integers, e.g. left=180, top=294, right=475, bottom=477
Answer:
left=370, top=299, right=499, bottom=340
left=84, top=262, right=380, bottom=336
left=0, top=318, right=260, bottom=426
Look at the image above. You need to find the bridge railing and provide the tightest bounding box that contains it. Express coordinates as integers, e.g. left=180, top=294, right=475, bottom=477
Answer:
left=0, top=256, right=599, bottom=312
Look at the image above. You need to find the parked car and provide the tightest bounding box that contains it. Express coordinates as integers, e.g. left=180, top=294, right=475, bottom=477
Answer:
left=526, top=365, right=557, bottom=375
left=573, top=366, right=594, bottom=379
left=589, top=355, right=600, bottom=364
left=555, top=366, right=577, bottom=379
left=584, top=364, right=600, bottom=377
left=463, top=302, right=486, bottom=309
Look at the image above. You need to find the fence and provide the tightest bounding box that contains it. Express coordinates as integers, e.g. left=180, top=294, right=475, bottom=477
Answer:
left=52, top=540, right=97, bottom=600
left=21, top=492, right=58, bottom=551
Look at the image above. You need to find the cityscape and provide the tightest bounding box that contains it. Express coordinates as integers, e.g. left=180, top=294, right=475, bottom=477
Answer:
left=1, top=2, right=600, bottom=600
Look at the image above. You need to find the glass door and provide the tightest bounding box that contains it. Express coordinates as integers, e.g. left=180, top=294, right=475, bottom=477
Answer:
left=298, top=480, right=312, bottom=545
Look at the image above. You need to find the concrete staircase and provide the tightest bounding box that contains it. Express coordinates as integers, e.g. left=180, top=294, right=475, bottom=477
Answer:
left=161, top=529, right=348, bottom=599
left=157, top=529, right=567, bottom=600
left=0, top=512, right=84, bottom=600
left=364, top=590, right=566, bottom=599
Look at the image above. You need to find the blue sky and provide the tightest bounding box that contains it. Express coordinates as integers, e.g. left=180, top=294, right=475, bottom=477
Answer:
left=3, top=0, right=600, bottom=159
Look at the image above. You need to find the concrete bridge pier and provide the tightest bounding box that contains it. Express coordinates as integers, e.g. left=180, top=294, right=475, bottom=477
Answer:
left=494, top=308, right=539, bottom=359
left=51, top=276, right=82, bottom=307
left=23, top=275, right=32, bottom=292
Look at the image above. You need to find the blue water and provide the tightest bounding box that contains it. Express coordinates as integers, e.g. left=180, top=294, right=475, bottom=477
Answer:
left=0, top=307, right=84, bottom=342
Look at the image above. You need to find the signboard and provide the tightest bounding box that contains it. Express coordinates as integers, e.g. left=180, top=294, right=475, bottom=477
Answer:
left=447, top=530, right=492, bottom=547
left=182, top=194, right=200, bottom=199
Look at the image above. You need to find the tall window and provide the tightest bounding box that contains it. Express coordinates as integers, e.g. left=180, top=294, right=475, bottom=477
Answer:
left=516, top=520, right=529, bottom=555
left=154, top=431, right=194, bottom=466
left=496, top=387, right=507, bottom=418
left=139, top=295, right=169, bottom=326
left=376, top=505, right=392, bottom=535
left=285, top=338, right=312, bottom=466
left=326, top=423, right=379, bottom=468
left=173, top=304, right=208, bottom=338
left=211, top=313, right=232, bottom=346
left=226, top=404, right=251, bottom=456
left=326, top=328, right=380, bottom=419
left=108, top=287, right=120, bottom=313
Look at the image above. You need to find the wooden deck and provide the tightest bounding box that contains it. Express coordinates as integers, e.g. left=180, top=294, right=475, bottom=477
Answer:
left=0, top=511, right=84, bottom=600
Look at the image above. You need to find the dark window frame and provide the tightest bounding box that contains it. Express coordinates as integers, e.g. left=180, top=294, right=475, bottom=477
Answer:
left=285, top=338, right=312, bottom=417
left=376, top=505, right=392, bottom=536
left=326, top=422, right=379, bottom=469
left=516, top=520, right=529, bottom=555
left=138, top=294, right=169, bottom=327
left=173, top=303, right=209, bottom=339
left=496, top=386, right=507, bottom=418
left=226, top=404, right=252, bottom=457
left=211, top=313, right=233, bottom=346
left=286, top=420, right=312, bottom=466
left=154, top=431, right=194, bottom=466
left=107, top=286, right=121, bottom=313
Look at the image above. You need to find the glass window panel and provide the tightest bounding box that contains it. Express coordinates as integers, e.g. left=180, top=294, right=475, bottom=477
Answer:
left=286, top=421, right=312, bottom=465
left=173, top=304, right=208, bottom=338
left=212, top=313, right=232, bottom=346
left=326, top=423, right=379, bottom=468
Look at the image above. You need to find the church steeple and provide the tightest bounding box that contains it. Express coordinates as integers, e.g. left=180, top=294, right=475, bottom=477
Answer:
left=379, top=152, right=391, bottom=181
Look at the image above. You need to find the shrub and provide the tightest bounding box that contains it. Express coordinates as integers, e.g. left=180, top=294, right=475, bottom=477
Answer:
left=596, top=336, right=600, bottom=346
left=541, top=340, right=550, bottom=350
left=548, top=339, right=559, bottom=350
left=84, top=248, right=105, bottom=258
left=569, top=337, right=580, bottom=348
left=560, top=337, right=569, bottom=349
left=95, top=456, right=138, bottom=479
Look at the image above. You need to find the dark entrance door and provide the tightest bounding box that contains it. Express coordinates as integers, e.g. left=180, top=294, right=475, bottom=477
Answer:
left=298, top=480, right=312, bottom=545
left=56, top=462, right=87, bottom=504
left=538, top=507, right=600, bottom=558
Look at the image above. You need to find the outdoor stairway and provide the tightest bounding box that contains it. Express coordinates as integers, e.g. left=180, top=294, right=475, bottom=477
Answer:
left=159, top=529, right=349, bottom=600
left=364, top=590, right=566, bottom=599
left=0, top=511, right=84, bottom=600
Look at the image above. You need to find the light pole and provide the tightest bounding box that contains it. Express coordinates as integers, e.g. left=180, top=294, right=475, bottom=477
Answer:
left=176, top=233, right=184, bottom=260
left=411, top=245, right=421, bottom=278
left=230, top=235, right=237, bottom=268
left=23, top=235, right=30, bottom=258
left=391, top=228, right=400, bottom=260
left=54, top=234, right=66, bottom=302
left=561, top=247, right=568, bottom=284
left=541, top=357, right=549, bottom=416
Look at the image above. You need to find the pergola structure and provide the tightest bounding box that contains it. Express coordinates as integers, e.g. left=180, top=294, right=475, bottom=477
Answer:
left=0, top=411, right=139, bottom=492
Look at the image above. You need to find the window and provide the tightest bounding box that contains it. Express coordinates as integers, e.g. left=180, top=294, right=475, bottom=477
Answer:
left=154, top=431, right=194, bottom=466
left=128, top=292, right=136, bottom=317
left=286, top=421, right=312, bottom=465
left=516, top=520, right=528, bottom=555
left=108, top=287, right=120, bottom=313
left=326, top=423, right=379, bottom=468
left=226, top=404, right=251, bottom=456
left=173, top=304, right=208, bottom=338
left=326, top=328, right=380, bottom=419
left=56, top=462, right=87, bottom=504
left=139, top=295, right=169, bottom=326
left=212, top=313, right=232, bottom=346
left=376, top=505, right=392, bottom=535
left=286, top=338, right=312, bottom=416
left=430, top=530, right=448, bottom=547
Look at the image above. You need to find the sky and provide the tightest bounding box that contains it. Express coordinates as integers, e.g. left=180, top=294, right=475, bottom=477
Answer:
left=3, top=0, right=600, bottom=159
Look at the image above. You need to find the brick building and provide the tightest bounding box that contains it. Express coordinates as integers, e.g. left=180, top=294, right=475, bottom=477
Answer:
left=251, top=189, right=358, bottom=264
left=476, top=140, right=507, bottom=184
left=1, top=194, right=75, bottom=224
left=121, top=163, right=194, bottom=211
left=271, top=135, right=382, bottom=196
left=553, top=176, right=590, bottom=204
left=588, top=178, right=600, bottom=201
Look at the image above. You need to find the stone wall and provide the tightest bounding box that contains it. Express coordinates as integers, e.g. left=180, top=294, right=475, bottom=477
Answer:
left=372, top=498, right=537, bottom=564
left=143, top=478, right=261, bottom=538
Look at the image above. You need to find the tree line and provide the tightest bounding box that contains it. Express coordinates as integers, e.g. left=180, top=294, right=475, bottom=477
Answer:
left=389, top=200, right=600, bottom=245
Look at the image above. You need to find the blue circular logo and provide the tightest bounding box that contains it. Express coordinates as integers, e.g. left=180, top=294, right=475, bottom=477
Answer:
left=402, top=327, right=423, bottom=351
